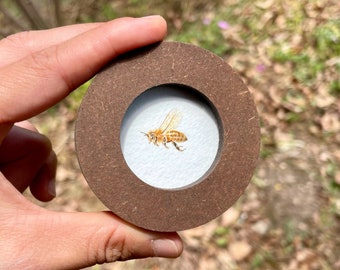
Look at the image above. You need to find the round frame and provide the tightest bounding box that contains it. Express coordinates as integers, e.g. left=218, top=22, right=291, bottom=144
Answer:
left=75, top=41, right=260, bottom=232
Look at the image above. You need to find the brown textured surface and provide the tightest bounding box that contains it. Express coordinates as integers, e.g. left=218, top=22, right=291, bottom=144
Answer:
left=75, top=41, right=260, bottom=232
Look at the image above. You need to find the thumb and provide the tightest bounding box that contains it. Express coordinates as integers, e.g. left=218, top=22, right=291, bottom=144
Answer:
left=0, top=175, right=182, bottom=269
left=34, top=212, right=182, bottom=268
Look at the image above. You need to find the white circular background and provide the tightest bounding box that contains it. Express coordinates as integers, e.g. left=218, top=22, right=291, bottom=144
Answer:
left=120, top=84, right=220, bottom=190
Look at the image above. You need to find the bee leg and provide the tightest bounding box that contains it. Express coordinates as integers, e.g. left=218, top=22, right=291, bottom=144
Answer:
left=172, top=142, right=184, bottom=151
left=163, top=142, right=169, bottom=148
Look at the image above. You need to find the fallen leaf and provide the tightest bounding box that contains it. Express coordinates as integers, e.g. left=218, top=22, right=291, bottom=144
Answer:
left=221, top=207, right=240, bottom=227
left=320, top=112, right=340, bottom=133
left=228, top=241, right=252, bottom=261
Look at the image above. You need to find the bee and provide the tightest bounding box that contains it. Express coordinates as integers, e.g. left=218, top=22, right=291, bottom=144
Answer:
left=142, top=109, right=187, bottom=151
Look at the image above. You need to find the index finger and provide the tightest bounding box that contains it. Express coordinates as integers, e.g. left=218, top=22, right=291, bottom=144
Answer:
left=0, top=16, right=167, bottom=126
left=0, top=22, right=104, bottom=67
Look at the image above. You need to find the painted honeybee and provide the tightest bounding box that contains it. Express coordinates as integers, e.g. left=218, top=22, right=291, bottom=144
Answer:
left=142, top=109, right=187, bottom=151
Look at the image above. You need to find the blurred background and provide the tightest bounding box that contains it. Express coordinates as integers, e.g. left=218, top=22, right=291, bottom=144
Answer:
left=1, top=0, right=339, bottom=269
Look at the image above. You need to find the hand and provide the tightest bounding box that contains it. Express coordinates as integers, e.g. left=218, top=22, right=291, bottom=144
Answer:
left=0, top=16, right=183, bottom=269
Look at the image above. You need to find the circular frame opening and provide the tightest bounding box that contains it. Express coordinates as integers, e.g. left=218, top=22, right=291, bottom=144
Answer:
left=120, top=83, right=223, bottom=190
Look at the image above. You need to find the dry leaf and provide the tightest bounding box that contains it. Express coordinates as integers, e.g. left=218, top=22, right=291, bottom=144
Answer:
left=228, top=241, right=252, bottom=261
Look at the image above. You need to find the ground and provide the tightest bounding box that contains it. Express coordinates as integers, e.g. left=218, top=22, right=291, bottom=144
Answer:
left=1, top=0, right=340, bottom=269
left=29, top=113, right=340, bottom=269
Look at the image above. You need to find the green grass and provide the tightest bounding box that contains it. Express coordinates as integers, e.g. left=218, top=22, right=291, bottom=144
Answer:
left=170, top=18, right=232, bottom=56
left=250, top=250, right=276, bottom=269
left=315, top=20, right=340, bottom=56
left=330, top=80, right=340, bottom=97
left=212, top=226, right=230, bottom=248
left=271, top=19, right=340, bottom=90
left=64, top=80, right=91, bottom=112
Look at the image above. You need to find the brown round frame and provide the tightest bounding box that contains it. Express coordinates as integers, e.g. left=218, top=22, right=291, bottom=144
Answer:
left=75, top=41, right=260, bottom=232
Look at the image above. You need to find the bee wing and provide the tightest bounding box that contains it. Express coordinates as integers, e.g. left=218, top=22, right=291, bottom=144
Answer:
left=159, top=109, right=182, bottom=134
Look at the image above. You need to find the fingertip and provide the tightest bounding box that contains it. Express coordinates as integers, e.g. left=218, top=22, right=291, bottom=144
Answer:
left=140, top=15, right=168, bottom=36
left=114, top=217, right=183, bottom=260
left=112, top=15, right=167, bottom=34
left=30, top=152, right=57, bottom=202
left=151, top=234, right=183, bottom=258
left=29, top=168, right=56, bottom=202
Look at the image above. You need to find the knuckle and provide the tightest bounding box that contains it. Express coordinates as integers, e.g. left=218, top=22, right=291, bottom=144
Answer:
left=87, top=226, right=130, bottom=264
left=23, top=45, right=73, bottom=91
left=25, top=46, right=57, bottom=74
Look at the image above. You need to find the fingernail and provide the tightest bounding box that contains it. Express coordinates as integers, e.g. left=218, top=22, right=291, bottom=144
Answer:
left=152, top=239, right=180, bottom=258
left=141, top=15, right=162, bottom=20
left=48, top=179, right=56, bottom=197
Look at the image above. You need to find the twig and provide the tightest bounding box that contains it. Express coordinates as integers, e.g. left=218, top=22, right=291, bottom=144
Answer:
left=53, top=0, right=62, bottom=26
left=13, top=0, right=50, bottom=29
left=0, top=2, right=28, bottom=31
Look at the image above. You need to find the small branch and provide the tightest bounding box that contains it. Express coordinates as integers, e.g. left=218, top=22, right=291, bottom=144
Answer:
left=14, top=0, right=50, bottom=29
left=0, top=2, right=28, bottom=31
left=53, top=0, right=62, bottom=26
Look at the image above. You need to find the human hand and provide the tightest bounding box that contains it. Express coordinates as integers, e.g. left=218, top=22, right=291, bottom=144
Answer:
left=0, top=16, right=182, bottom=269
